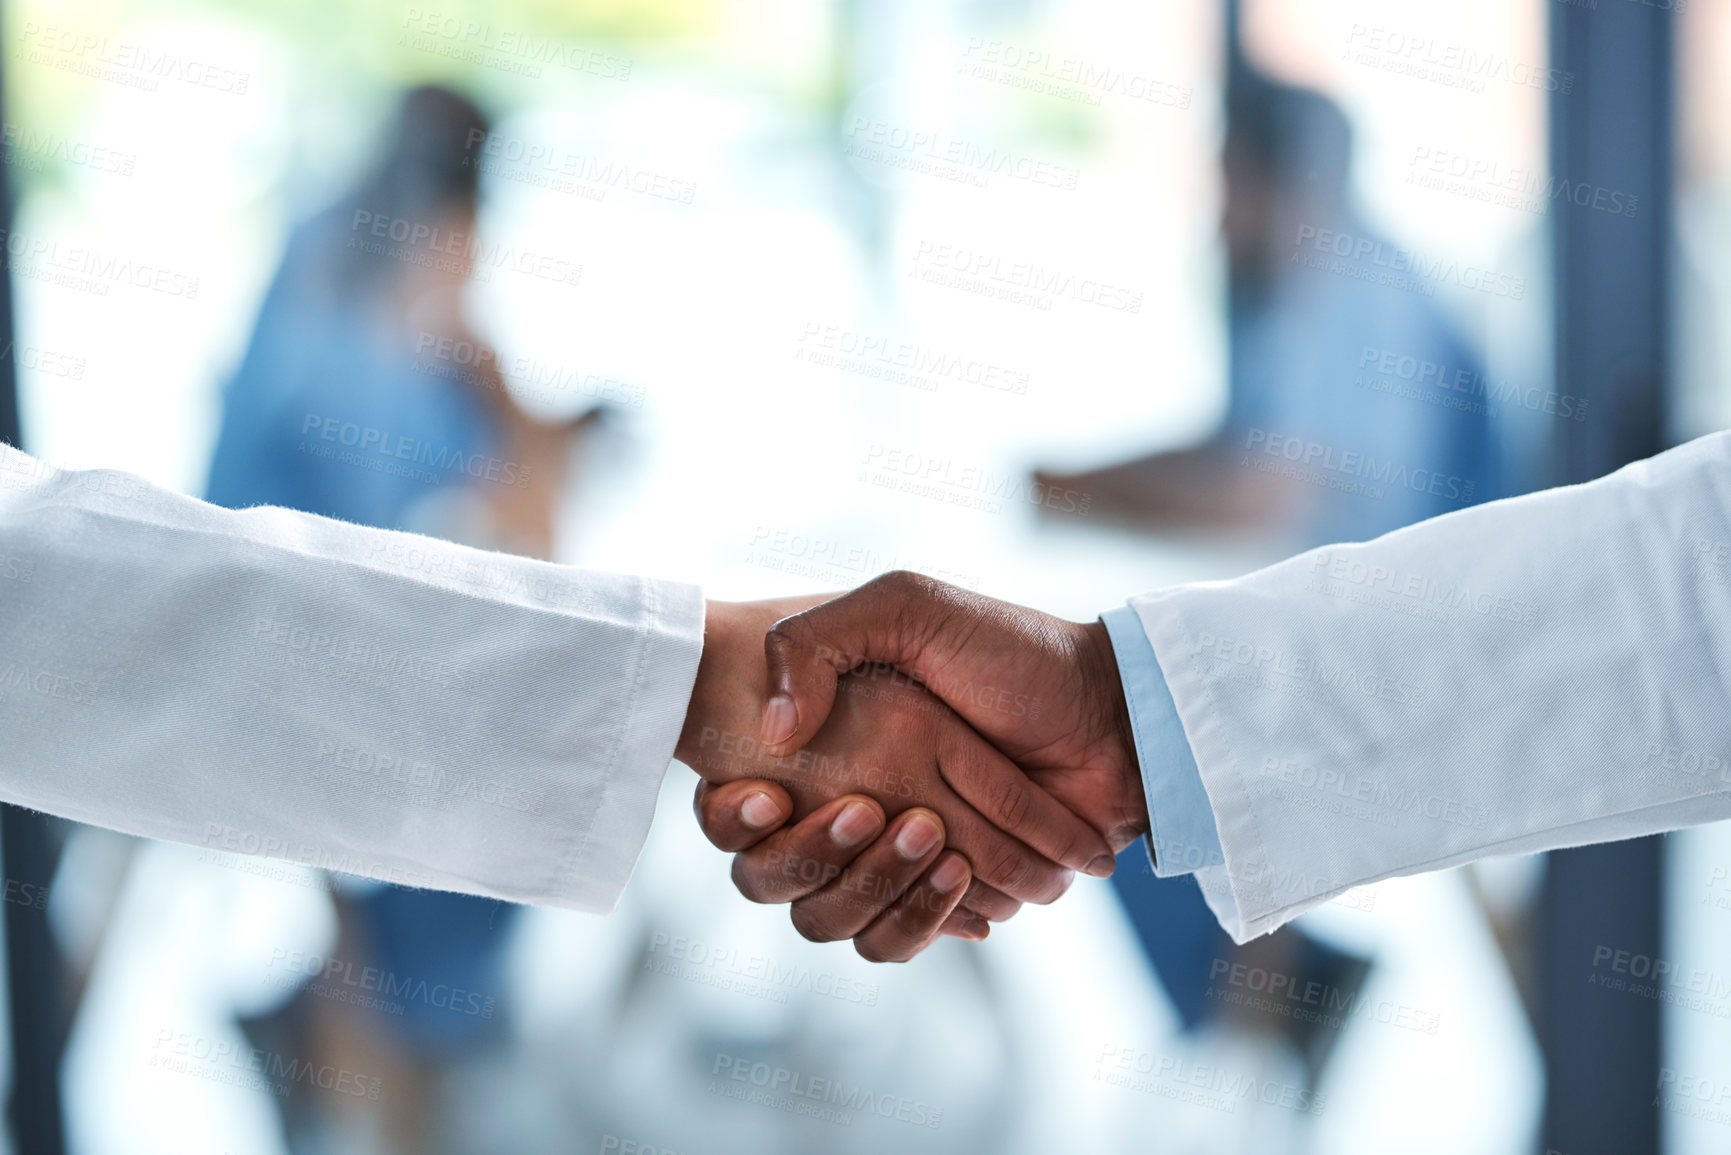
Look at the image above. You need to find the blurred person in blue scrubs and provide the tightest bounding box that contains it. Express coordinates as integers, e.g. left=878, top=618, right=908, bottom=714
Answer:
left=1039, top=73, right=1502, bottom=546
left=1039, top=71, right=1506, bottom=1093
left=207, top=85, right=587, bottom=1155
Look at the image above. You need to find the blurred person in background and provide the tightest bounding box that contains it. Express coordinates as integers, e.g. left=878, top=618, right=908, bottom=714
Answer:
left=205, top=84, right=589, bottom=1155
left=1038, top=70, right=1509, bottom=1101
left=1038, top=70, right=1503, bottom=545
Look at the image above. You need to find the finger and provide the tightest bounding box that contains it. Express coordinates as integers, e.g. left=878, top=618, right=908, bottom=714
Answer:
left=938, top=908, right=991, bottom=940
left=789, top=808, right=946, bottom=943
left=854, top=852, right=974, bottom=963
left=957, top=879, right=1021, bottom=923
left=760, top=570, right=956, bottom=758
left=693, top=779, right=794, bottom=853
left=932, top=753, right=1077, bottom=905
left=938, top=726, right=1113, bottom=876
left=933, top=883, right=1012, bottom=937
left=729, top=795, right=887, bottom=904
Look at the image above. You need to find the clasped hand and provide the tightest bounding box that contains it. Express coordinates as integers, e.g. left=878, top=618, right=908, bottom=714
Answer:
left=674, top=573, right=1149, bottom=963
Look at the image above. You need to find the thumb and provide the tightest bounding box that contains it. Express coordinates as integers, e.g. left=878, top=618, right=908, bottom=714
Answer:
left=759, top=571, right=950, bottom=757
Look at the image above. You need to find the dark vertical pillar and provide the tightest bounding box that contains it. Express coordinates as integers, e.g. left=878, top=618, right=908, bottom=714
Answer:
left=0, top=4, right=69, bottom=1150
left=1541, top=3, right=1673, bottom=1153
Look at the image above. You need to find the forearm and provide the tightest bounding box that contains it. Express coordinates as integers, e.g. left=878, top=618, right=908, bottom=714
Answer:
left=0, top=446, right=703, bottom=911
left=1123, top=431, right=1731, bottom=941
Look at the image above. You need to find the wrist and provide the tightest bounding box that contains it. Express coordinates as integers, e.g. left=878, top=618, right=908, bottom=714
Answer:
left=675, top=595, right=829, bottom=775
left=675, top=600, right=748, bottom=773
left=1078, top=618, right=1151, bottom=844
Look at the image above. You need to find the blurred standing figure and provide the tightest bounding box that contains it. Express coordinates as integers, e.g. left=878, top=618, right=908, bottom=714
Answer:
left=1040, top=71, right=1502, bottom=545
left=207, top=85, right=580, bottom=1155
left=208, top=84, right=575, bottom=555
left=1040, top=71, right=1508, bottom=1109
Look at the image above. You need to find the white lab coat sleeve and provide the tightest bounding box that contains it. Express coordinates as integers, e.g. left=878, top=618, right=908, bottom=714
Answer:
left=1126, top=430, right=1731, bottom=943
left=0, top=446, right=704, bottom=913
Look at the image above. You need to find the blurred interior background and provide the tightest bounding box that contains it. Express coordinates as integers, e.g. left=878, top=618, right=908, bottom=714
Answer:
left=0, top=0, right=1727, bottom=1152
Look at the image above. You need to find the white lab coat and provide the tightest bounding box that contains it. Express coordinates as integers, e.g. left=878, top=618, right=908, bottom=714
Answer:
left=0, top=445, right=704, bottom=913
left=1131, top=429, right=1731, bottom=941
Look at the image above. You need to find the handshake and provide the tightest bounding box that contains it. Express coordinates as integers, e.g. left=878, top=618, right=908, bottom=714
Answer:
left=674, top=571, right=1150, bottom=964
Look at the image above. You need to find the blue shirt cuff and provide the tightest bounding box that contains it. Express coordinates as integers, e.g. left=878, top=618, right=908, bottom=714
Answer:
left=1099, top=605, right=1223, bottom=877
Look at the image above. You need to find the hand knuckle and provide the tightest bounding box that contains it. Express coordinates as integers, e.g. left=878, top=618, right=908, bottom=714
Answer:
left=984, top=842, right=1040, bottom=896
left=790, top=902, right=842, bottom=943
left=731, top=858, right=778, bottom=903
left=855, top=937, right=903, bottom=965
left=992, top=778, right=1031, bottom=830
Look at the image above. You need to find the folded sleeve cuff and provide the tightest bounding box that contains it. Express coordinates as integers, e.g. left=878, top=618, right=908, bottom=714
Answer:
left=1099, top=605, right=1223, bottom=878
left=553, top=580, right=706, bottom=913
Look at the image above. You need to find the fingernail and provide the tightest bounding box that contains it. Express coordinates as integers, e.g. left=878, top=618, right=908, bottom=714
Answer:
left=830, top=802, right=880, bottom=848
left=740, top=792, right=783, bottom=830
left=1085, top=854, right=1116, bottom=878
left=894, top=815, right=942, bottom=860
left=928, top=855, right=968, bottom=893
left=760, top=694, right=798, bottom=747
left=959, top=916, right=990, bottom=941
